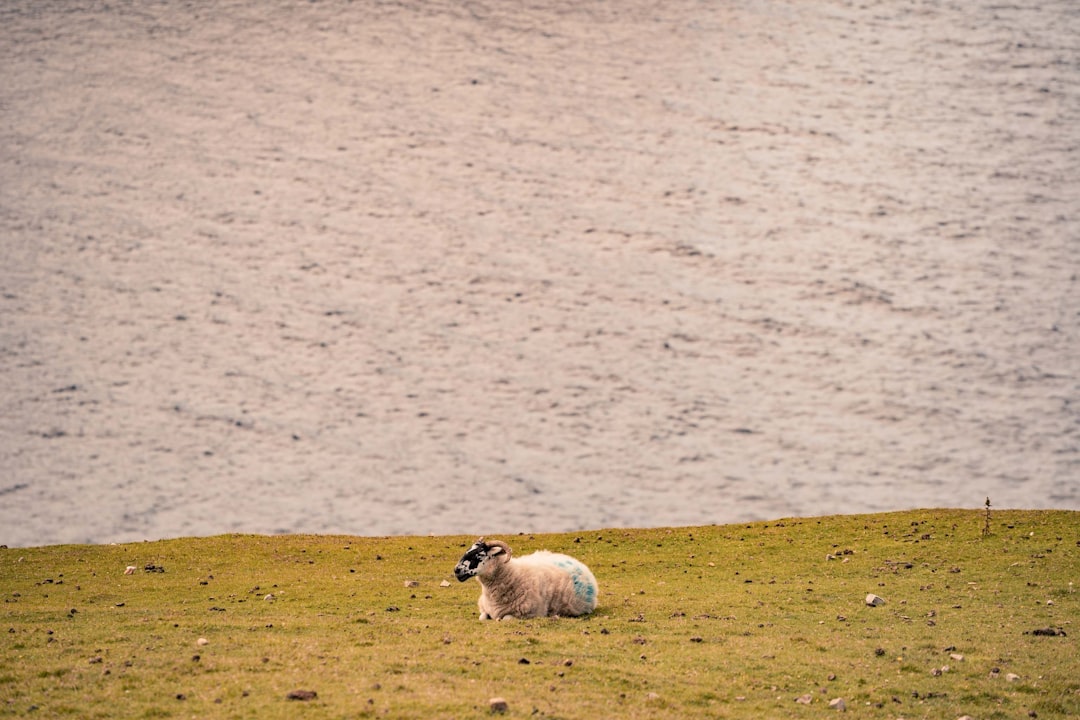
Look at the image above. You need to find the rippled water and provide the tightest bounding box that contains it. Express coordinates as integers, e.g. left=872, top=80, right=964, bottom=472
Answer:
left=1, top=0, right=1077, bottom=547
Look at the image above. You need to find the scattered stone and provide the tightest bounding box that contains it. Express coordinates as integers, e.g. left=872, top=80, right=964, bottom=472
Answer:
left=865, top=593, right=885, bottom=607
left=645, top=692, right=660, bottom=701
left=440, top=580, right=451, bottom=587
left=197, top=638, right=209, bottom=646
left=1027, top=627, right=1066, bottom=637
left=931, top=668, right=943, bottom=677
left=404, top=580, right=419, bottom=588
left=88, top=656, right=103, bottom=664
left=489, top=697, right=508, bottom=713
left=796, top=694, right=813, bottom=704
left=143, top=564, right=165, bottom=573
left=518, top=657, right=530, bottom=665
left=123, top=566, right=136, bottom=575
left=1006, top=673, right=1021, bottom=682
left=829, top=697, right=846, bottom=711
left=689, top=636, right=704, bottom=643
left=950, top=653, right=964, bottom=661
left=263, top=593, right=275, bottom=601
left=286, top=690, right=317, bottom=701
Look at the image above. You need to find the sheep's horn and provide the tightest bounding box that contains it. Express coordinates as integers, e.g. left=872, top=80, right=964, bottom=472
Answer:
left=485, top=539, right=511, bottom=558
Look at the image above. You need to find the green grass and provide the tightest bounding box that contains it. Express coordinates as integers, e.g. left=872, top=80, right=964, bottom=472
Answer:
left=2, top=509, right=1077, bottom=719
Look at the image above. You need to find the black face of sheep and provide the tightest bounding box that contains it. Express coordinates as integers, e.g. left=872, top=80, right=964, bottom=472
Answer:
left=454, top=538, right=501, bottom=581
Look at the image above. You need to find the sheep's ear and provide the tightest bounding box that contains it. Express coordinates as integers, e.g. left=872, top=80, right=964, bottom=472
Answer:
left=488, top=544, right=505, bottom=557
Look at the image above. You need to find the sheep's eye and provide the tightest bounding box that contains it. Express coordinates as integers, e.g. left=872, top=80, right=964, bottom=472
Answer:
left=458, top=545, right=488, bottom=569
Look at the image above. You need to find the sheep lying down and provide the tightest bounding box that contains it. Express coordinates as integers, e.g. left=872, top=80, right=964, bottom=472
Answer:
left=454, top=538, right=598, bottom=620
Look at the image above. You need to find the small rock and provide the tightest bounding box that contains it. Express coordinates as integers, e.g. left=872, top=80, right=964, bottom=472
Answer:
left=866, top=594, right=885, bottom=607
left=286, top=690, right=317, bottom=701
left=263, top=593, right=275, bottom=601
left=197, top=638, right=209, bottom=646
left=489, top=697, right=508, bottom=713
left=123, top=566, right=137, bottom=575
left=829, top=697, right=846, bottom=711
left=440, top=580, right=451, bottom=587
left=645, top=692, right=660, bottom=701
left=796, top=693, right=813, bottom=704
left=931, top=668, right=943, bottom=677
left=404, top=580, right=419, bottom=588
left=950, top=653, right=964, bottom=661
left=1006, top=673, right=1021, bottom=682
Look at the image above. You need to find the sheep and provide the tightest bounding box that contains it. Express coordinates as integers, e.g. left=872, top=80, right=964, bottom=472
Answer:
left=453, top=537, right=598, bottom=620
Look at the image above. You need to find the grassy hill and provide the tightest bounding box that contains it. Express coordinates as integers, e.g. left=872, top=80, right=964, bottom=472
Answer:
left=2, top=509, right=1077, bottom=718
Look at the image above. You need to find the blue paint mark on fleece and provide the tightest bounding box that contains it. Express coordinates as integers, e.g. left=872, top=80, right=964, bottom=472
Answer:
left=554, top=558, right=596, bottom=603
